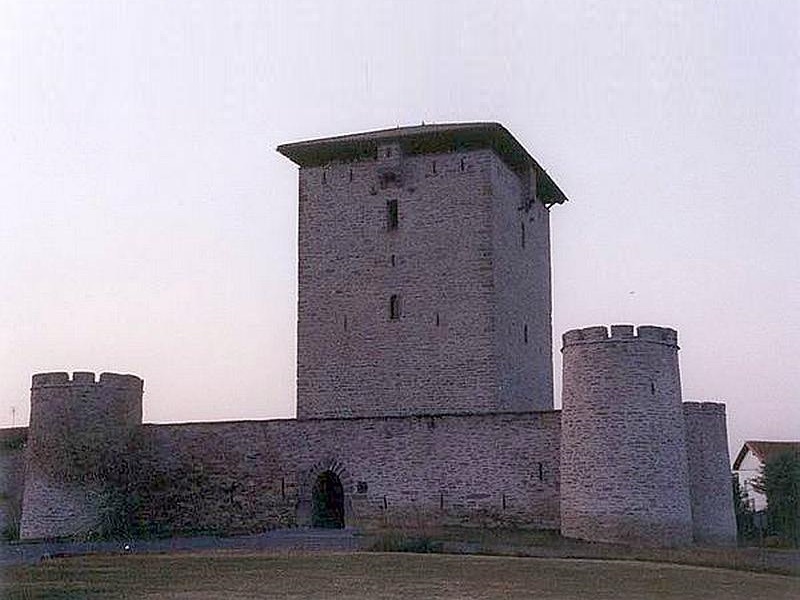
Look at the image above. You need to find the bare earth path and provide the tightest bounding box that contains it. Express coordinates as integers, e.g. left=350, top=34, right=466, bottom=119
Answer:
left=3, top=552, right=799, bottom=600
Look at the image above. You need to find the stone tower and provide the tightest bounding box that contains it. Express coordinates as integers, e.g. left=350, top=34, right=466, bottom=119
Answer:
left=19, top=372, right=143, bottom=540
left=683, top=401, right=737, bottom=545
left=279, top=123, right=567, bottom=419
left=560, top=325, right=693, bottom=547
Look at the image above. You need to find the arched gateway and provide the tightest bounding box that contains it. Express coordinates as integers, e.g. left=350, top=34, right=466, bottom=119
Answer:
left=311, top=470, right=345, bottom=528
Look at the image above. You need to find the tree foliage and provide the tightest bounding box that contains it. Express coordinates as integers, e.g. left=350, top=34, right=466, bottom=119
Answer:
left=752, top=451, right=800, bottom=547
left=732, top=474, right=756, bottom=543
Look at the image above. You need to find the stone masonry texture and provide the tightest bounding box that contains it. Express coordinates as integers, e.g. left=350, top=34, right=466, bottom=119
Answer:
left=683, top=402, right=737, bottom=545
left=131, top=411, right=561, bottom=536
left=291, top=129, right=554, bottom=419
left=19, top=372, right=143, bottom=540
left=2, top=124, right=737, bottom=548
left=16, top=372, right=561, bottom=540
left=560, top=325, right=693, bottom=547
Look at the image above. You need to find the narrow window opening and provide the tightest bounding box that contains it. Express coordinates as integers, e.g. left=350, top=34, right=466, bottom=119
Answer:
left=524, top=324, right=529, bottom=344
left=322, top=170, right=327, bottom=184
left=502, top=493, right=507, bottom=510
left=521, top=221, right=526, bottom=248
left=432, top=160, right=437, bottom=174
left=349, top=168, right=353, bottom=182
left=379, top=171, right=397, bottom=189
left=650, top=381, right=656, bottom=395
left=440, top=493, right=444, bottom=510
left=386, top=147, right=392, bottom=158
left=387, top=199, right=398, bottom=230
left=343, top=315, right=348, bottom=331
left=435, top=312, right=440, bottom=327
left=390, top=254, right=396, bottom=267
left=389, top=294, right=400, bottom=320
left=538, top=462, right=544, bottom=481
left=460, top=157, right=465, bottom=171
left=383, top=496, right=388, bottom=509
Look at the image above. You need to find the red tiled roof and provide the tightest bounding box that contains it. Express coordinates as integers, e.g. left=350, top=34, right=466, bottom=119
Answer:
left=733, top=441, right=800, bottom=470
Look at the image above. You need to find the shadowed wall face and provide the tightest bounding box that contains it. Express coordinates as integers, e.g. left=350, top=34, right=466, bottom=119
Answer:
left=0, top=428, right=26, bottom=540
left=19, top=372, right=143, bottom=540
left=683, top=402, right=737, bottom=546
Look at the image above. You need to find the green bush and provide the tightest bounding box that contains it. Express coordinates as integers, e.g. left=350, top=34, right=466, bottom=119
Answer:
left=752, top=452, right=800, bottom=547
left=1, top=520, right=19, bottom=541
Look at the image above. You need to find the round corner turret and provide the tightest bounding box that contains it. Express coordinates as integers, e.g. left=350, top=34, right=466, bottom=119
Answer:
left=560, top=324, right=692, bottom=547
left=20, top=370, right=144, bottom=540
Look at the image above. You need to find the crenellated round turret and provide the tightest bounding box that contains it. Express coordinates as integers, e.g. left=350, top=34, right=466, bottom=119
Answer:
left=19, top=372, right=143, bottom=540
left=560, top=325, right=693, bottom=547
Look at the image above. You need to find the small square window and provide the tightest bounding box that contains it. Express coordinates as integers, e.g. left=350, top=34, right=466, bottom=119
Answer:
left=379, top=171, right=398, bottom=189
left=356, top=481, right=368, bottom=494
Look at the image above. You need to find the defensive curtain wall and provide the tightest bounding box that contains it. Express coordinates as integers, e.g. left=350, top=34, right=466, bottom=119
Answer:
left=6, top=326, right=735, bottom=546
left=15, top=371, right=562, bottom=540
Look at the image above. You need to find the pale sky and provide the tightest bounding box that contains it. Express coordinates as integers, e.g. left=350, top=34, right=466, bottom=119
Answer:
left=1, top=1, right=797, bottom=458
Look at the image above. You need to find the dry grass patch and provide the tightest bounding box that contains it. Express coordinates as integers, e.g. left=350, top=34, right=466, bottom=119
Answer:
left=3, top=551, right=799, bottom=600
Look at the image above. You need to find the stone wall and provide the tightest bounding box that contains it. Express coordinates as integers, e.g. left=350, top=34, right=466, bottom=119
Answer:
left=19, top=372, right=143, bottom=540
left=297, top=148, right=497, bottom=418
left=683, top=401, right=737, bottom=545
left=0, top=427, right=27, bottom=540
left=132, top=421, right=295, bottom=536
left=295, top=145, right=554, bottom=419
left=8, top=367, right=739, bottom=545
left=490, top=158, right=553, bottom=411
left=560, top=325, right=693, bottom=546
left=128, top=410, right=561, bottom=536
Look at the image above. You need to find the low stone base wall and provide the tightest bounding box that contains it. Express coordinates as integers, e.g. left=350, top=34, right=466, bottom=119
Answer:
left=19, top=472, right=105, bottom=540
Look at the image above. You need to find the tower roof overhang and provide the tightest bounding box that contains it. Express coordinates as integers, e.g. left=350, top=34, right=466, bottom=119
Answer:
left=277, top=122, right=568, bottom=206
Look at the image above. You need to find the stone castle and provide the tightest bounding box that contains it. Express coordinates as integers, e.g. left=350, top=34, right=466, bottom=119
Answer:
left=0, top=123, right=736, bottom=547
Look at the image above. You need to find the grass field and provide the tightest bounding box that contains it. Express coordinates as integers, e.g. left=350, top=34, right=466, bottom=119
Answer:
left=3, top=552, right=799, bottom=599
